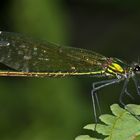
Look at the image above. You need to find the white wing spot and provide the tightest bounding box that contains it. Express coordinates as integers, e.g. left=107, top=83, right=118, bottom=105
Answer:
left=24, top=55, right=32, bottom=60
left=0, top=41, right=10, bottom=46
left=19, top=45, right=26, bottom=48
left=18, top=50, right=24, bottom=55
left=71, top=66, right=76, bottom=70
left=34, top=47, right=37, bottom=51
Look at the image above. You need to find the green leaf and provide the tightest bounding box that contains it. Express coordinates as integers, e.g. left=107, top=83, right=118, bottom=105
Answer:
left=125, top=104, right=140, bottom=115
left=75, top=135, right=101, bottom=140
left=76, top=104, right=140, bottom=140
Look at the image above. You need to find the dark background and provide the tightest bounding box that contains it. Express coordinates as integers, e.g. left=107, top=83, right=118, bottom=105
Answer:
left=0, top=0, right=140, bottom=140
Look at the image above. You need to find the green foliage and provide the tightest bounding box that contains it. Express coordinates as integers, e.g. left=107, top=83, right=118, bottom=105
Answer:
left=76, top=135, right=101, bottom=140
left=0, top=1, right=85, bottom=140
left=11, top=0, right=70, bottom=43
left=75, top=104, right=140, bottom=140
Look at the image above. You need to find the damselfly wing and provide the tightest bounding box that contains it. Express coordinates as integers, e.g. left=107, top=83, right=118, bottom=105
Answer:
left=0, top=31, right=130, bottom=78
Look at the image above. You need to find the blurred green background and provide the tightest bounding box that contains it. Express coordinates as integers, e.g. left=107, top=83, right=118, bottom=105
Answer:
left=0, top=0, right=140, bottom=140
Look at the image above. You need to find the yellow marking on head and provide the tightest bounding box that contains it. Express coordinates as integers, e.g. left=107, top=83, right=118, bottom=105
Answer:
left=109, top=63, right=124, bottom=73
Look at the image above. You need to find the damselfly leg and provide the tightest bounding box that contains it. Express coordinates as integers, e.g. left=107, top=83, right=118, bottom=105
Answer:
left=132, top=76, right=140, bottom=96
left=119, top=79, right=130, bottom=106
left=91, top=78, right=121, bottom=123
left=124, top=87, right=135, bottom=100
left=121, top=77, right=140, bottom=120
left=120, top=76, right=140, bottom=106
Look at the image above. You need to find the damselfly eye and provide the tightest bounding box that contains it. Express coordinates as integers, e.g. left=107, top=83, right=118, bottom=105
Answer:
left=134, top=65, right=140, bottom=73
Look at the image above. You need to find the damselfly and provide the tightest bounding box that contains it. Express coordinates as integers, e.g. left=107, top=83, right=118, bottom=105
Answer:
left=0, top=31, right=140, bottom=122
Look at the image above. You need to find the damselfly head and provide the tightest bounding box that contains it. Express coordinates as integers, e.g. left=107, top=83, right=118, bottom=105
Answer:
left=132, top=63, right=140, bottom=74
